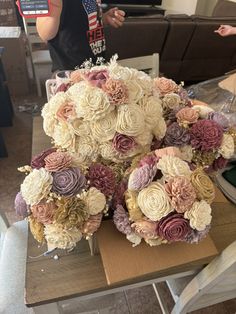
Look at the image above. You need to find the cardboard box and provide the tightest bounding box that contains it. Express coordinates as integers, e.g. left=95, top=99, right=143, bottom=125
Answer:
left=0, top=27, right=29, bottom=96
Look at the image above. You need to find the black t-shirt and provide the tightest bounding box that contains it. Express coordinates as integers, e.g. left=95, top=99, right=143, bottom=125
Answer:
left=48, top=0, right=106, bottom=71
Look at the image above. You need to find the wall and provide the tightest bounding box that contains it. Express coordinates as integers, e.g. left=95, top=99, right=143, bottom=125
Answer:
left=162, top=0, right=198, bottom=15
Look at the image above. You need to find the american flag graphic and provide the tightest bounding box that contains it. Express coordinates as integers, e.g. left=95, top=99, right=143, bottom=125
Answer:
left=83, top=0, right=98, bottom=31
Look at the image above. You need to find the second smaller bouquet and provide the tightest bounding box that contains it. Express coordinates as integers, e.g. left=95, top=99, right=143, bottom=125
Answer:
left=113, top=149, right=215, bottom=247
left=15, top=148, right=113, bottom=251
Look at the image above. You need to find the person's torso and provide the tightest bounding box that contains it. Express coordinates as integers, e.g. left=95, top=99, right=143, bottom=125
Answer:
left=48, top=0, right=106, bottom=71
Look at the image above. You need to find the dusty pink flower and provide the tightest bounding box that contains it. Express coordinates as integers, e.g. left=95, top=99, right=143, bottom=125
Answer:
left=165, top=177, right=196, bottom=213
left=56, top=101, right=76, bottom=122
left=44, top=152, right=72, bottom=172
left=131, top=219, right=158, bottom=239
left=155, top=147, right=182, bottom=159
left=102, top=78, right=128, bottom=105
left=55, top=82, right=71, bottom=93
left=112, top=178, right=128, bottom=208
left=157, top=212, right=192, bottom=242
left=87, top=163, right=116, bottom=197
left=164, top=122, right=191, bottom=147
left=153, top=77, right=178, bottom=96
left=113, top=205, right=132, bottom=235
left=190, top=120, right=223, bottom=152
left=81, top=213, right=103, bottom=236
left=70, top=69, right=85, bottom=83
left=85, top=69, right=109, bottom=88
left=31, top=199, right=56, bottom=224
left=176, top=107, right=199, bottom=125
left=31, top=148, right=57, bottom=169
left=139, top=153, right=158, bottom=168
left=113, top=133, right=136, bottom=154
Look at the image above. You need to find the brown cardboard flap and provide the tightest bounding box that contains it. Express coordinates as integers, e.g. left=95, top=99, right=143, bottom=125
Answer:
left=97, top=220, right=218, bottom=285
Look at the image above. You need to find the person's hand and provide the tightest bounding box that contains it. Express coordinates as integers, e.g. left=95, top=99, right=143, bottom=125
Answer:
left=103, top=7, right=125, bottom=28
left=214, top=25, right=236, bottom=37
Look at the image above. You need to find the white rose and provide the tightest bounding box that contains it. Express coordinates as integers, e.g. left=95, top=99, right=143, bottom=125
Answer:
left=125, top=80, right=143, bottom=104
left=157, top=155, right=192, bottom=179
left=137, top=182, right=172, bottom=221
left=53, top=123, right=76, bottom=151
left=21, top=168, right=53, bottom=205
left=76, top=135, right=99, bottom=162
left=80, top=187, right=106, bottom=215
left=135, top=129, right=153, bottom=146
left=162, top=93, right=181, bottom=109
left=219, top=134, right=235, bottom=159
left=139, top=95, right=163, bottom=129
left=91, top=111, right=117, bottom=143
left=126, top=232, right=142, bottom=247
left=184, top=200, right=212, bottom=231
left=99, top=142, right=121, bottom=163
left=180, top=145, right=193, bottom=162
left=152, top=117, right=167, bottom=140
left=109, top=63, right=134, bottom=80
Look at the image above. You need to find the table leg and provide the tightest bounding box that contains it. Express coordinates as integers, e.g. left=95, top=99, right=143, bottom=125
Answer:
left=33, top=302, right=62, bottom=314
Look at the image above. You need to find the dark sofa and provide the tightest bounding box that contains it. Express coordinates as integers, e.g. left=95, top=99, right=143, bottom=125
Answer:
left=105, top=5, right=236, bottom=82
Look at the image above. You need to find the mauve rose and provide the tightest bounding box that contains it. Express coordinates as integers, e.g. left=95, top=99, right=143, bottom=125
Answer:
left=164, top=122, right=191, bottom=147
left=208, top=112, right=229, bottom=131
left=81, top=213, right=103, bottom=236
left=206, top=157, right=229, bottom=173
left=14, top=192, right=29, bottom=217
left=157, top=212, right=192, bottom=242
left=113, top=205, right=132, bottom=235
left=85, top=69, right=109, bottom=88
left=102, top=78, right=128, bottom=105
left=154, top=77, right=178, bottom=96
left=132, top=219, right=158, bottom=239
left=139, top=153, right=158, bottom=168
left=31, top=148, right=56, bottom=169
left=31, top=199, right=56, bottom=224
left=45, top=151, right=72, bottom=172
left=87, top=163, right=116, bottom=197
left=186, top=225, right=210, bottom=243
left=56, top=102, right=76, bottom=122
left=113, top=133, right=136, bottom=154
left=52, top=167, right=86, bottom=196
left=190, top=120, right=223, bottom=152
left=112, top=178, right=128, bottom=208
left=176, top=107, right=199, bottom=125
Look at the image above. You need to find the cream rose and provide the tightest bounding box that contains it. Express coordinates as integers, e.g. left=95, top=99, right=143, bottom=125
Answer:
left=162, top=93, right=181, bottom=109
left=116, top=104, right=145, bottom=137
left=91, top=111, right=117, bottom=143
left=76, top=136, right=99, bottom=162
left=137, top=182, right=172, bottom=221
left=80, top=187, right=106, bottom=215
left=180, top=145, right=193, bottom=162
left=125, top=80, right=143, bottom=103
left=21, top=168, right=53, bottom=205
left=192, top=104, right=214, bottom=119
left=152, top=117, right=167, bottom=140
left=44, top=223, right=82, bottom=250
left=219, top=133, right=235, bottom=159
left=139, top=95, right=163, bottom=129
left=53, top=123, right=76, bottom=151
left=184, top=200, right=212, bottom=231
left=191, top=168, right=215, bottom=204
left=126, top=232, right=142, bottom=247
left=109, top=62, right=134, bottom=81
left=157, top=155, right=192, bottom=179
left=99, top=142, right=120, bottom=163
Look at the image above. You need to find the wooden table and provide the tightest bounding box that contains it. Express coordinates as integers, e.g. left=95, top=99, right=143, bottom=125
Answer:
left=25, top=117, right=236, bottom=313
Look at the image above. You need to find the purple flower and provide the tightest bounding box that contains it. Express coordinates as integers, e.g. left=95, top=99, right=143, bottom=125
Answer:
left=52, top=167, right=86, bottom=196
left=14, top=192, right=29, bottom=217
left=85, top=69, right=109, bottom=88
left=31, top=148, right=56, bottom=169
left=186, top=225, right=210, bottom=243
left=208, top=112, right=229, bottom=131
left=113, top=133, right=136, bottom=154
left=190, top=120, right=223, bottom=152
left=87, top=163, right=116, bottom=197
left=113, top=205, right=132, bottom=235
left=156, top=212, right=192, bottom=242
left=128, top=164, right=157, bottom=191
left=164, top=122, right=191, bottom=147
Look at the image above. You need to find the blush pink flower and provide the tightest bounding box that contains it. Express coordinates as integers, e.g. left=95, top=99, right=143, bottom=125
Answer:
left=155, top=147, right=182, bottom=159
left=55, top=82, right=71, bottom=94
left=176, top=107, right=199, bottom=125
left=131, top=219, right=158, bottom=240
left=31, top=199, right=56, bottom=224
left=31, top=148, right=57, bottom=169
left=81, top=213, right=103, bottom=236
left=190, top=120, right=223, bottom=152
left=139, top=153, right=158, bottom=168
left=113, top=133, right=136, bottom=154
left=70, top=69, right=85, bottom=83
left=85, top=69, right=109, bottom=88
left=165, top=177, right=196, bottom=213
left=156, top=212, right=192, bottom=242
left=56, top=102, right=76, bottom=122
left=44, top=151, right=72, bottom=172
left=102, top=78, right=128, bottom=105
left=153, top=77, right=178, bottom=96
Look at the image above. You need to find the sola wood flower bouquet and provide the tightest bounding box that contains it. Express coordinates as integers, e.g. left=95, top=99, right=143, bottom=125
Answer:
left=153, top=77, right=235, bottom=172
left=14, top=148, right=119, bottom=252
left=41, top=57, right=167, bottom=164
left=113, top=150, right=215, bottom=246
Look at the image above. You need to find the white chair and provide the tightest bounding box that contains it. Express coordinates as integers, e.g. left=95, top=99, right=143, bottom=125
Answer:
left=118, top=53, right=159, bottom=78
left=23, top=18, right=52, bottom=97
left=154, top=240, right=236, bottom=314
left=0, top=212, right=31, bottom=314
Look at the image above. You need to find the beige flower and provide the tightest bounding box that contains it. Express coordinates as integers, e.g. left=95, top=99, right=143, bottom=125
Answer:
left=157, top=155, right=192, bottom=179
left=76, top=135, right=99, bottom=162
left=152, top=117, right=167, bottom=140
left=126, top=232, right=142, bottom=247
left=71, top=120, right=91, bottom=137
left=135, top=129, right=153, bottom=146
left=125, top=190, right=143, bottom=221
left=21, top=168, right=53, bottom=205
left=179, top=145, right=193, bottom=162
left=139, top=95, right=163, bottom=129
left=28, top=216, right=45, bottom=243
left=109, top=62, right=134, bottom=81
left=125, top=80, right=143, bottom=103
left=44, top=223, right=82, bottom=250
left=53, top=122, right=76, bottom=151
left=91, top=111, right=117, bottom=143
left=176, top=107, right=199, bottom=126
left=144, top=237, right=167, bottom=246
left=80, top=187, right=106, bottom=215
left=162, top=93, right=181, bottom=109
left=99, top=142, right=120, bottom=163
left=116, top=104, right=145, bottom=137
left=219, top=133, right=235, bottom=159
left=191, top=168, right=215, bottom=204
left=137, top=182, right=172, bottom=221
left=184, top=200, right=212, bottom=231
left=192, top=104, right=214, bottom=119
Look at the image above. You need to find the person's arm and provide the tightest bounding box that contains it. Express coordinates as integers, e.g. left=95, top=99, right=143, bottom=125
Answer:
left=36, top=0, right=62, bottom=42
left=103, top=7, right=125, bottom=28
left=214, top=25, right=236, bottom=37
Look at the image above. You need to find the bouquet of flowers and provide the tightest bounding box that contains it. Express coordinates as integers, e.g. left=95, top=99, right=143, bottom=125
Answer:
left=42, top=57, right=166, bottom=164
left=153, top=77, right=235, bottom=172
left=14, top=148, right=119, bottom=251
left=113, top=150, right=215, bottom=247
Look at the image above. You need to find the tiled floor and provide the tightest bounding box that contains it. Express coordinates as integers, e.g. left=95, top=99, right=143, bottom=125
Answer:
left=0, top=92, right=236, bottom=314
